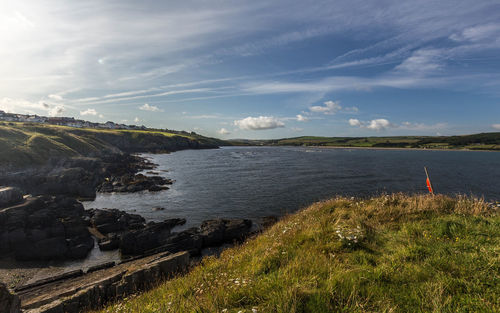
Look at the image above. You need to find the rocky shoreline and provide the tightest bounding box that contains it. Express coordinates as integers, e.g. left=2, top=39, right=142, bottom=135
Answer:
left=0, top=152, right=278, bottom=312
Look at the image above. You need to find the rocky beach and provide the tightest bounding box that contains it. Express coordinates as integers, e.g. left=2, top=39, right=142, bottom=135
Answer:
left=0, top=146, right=281, bottom=312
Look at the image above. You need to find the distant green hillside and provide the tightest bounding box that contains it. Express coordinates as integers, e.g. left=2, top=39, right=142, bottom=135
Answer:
left=230, top=133, right=500, bottom=150
left=0, top=122, right=226, bottom=168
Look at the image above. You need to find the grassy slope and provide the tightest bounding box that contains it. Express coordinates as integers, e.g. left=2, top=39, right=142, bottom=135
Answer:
left=0, top=122, right=224, bottom=168
left=231, top=133, right=500, bottom=150
left=99, top=194, right=499, bottom=313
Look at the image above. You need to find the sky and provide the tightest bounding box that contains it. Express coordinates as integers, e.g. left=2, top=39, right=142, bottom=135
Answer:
left=1, top=0, right=500, bottom=139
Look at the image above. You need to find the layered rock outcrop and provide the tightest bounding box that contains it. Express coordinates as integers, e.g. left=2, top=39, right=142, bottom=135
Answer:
left=118, top=218, right=253, bottom=256
left=0, top=283, right=20, bottom=313
left=0, top=196, right=93, bottom=260
left=18, top=251, right=189, bottom=313
left=0, top=187, right=23, bottom=208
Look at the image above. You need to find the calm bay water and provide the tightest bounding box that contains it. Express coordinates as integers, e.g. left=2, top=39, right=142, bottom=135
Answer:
left=83, top=146, right=500, bottom=228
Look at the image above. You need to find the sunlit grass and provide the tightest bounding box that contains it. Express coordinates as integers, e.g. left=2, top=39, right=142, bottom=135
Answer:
left=97, top=193, right=499, bottom=313
left=0, top=122, right=221, bottom=167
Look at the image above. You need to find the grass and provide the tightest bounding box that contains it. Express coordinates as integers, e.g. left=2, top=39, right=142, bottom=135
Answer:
left=97, top=194, right=499, bottom=313
left=231, top=133, right=500, bottom=150
left=0, top=122, right=224, bottom=168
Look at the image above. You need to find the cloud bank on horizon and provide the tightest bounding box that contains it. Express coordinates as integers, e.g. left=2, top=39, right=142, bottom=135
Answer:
left=0, top=0, right=500, bottom=139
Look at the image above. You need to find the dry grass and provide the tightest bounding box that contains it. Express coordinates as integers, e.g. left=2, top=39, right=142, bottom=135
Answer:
left=98, top=194, right=499, bottom=313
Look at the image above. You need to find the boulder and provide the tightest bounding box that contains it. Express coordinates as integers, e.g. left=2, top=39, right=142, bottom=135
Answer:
left=119, top=219, right=186, bottom=255
left=199, top=218, right=253, bottom=247
left=199, top=219, right=226, bottom=246
left=224, top=219, right=252, bottom=241
left=0, top=187, right=23, bottom=209
left=0, top=195, right=94, bottom=260
left=0, top=283, right=20, bottom=313
left=89, top=208, right=146, bottom=235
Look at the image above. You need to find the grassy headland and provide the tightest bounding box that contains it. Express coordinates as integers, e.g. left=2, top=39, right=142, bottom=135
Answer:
left=99, top=194, right=499, bottom=313
left=0, top=122, right=225, bottom=168
left=230, top=133, right=500, bottom=150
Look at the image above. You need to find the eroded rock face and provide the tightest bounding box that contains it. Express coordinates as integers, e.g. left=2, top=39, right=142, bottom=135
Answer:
left=0, top=282, right=21, bottom=313
left=0, top=187, right=23, bottom=209
left=0, top=196, right=93, bottom=261
left=87, top=208, right=146, bottom=234
left=97, top=174, right=172, bottom=193
left=119, top=218, right=186, bottom=255
left=119, top=218, right=253, bottom=257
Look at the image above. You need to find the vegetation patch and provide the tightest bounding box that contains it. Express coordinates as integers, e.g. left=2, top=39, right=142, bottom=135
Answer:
left=0, top=122, right=225, bottom=168
left=231, top=133, right=500, bottom=150
left=98, top=194, right=499, bottom=312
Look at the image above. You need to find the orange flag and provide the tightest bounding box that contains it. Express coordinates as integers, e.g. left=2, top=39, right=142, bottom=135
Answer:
left=426, top=177, right=433, bottom=194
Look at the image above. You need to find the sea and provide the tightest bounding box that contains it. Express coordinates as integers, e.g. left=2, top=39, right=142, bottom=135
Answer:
left=83, top=146, right=500, bottom=228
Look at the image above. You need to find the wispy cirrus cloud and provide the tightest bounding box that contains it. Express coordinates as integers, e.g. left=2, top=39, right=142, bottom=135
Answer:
left=349, top=118, right=447, bottom=132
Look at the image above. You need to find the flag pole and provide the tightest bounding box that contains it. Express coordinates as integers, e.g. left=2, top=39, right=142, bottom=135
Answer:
left=424, top=166, right=434, bottom=194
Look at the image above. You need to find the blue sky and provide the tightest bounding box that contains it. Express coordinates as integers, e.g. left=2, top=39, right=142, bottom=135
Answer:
left=1, top=0, right=500, bottom=139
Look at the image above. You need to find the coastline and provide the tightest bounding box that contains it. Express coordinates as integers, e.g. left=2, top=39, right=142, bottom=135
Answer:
left=253, top=145, right=500, bottom=152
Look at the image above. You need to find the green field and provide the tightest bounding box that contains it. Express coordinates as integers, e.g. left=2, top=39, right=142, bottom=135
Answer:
left=230, top=133, right=500, bottom=150
left=98, top=194, right=499, bottom=313
left=0, top=122, right=224, bottom=168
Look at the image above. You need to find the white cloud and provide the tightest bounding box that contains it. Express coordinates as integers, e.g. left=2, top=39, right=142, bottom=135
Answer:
left=366, top=119, right=392, bottom=131
left=349, top=118, right=394, bottom=131
left=401, top=121, right=447, bottom=131
left=48, top=94, right=63, bottom=101
left=349, top=118, right=361, bottom=127
left=80, top=108, right=97, bottom=116
left=0, top=97, right=66, bottom=117
left=450, top=23, right=500, bottom=42
left=492, top=124, right=500, bottom=130
left=48, top=105, right=65, bottom=117
left=308, top=100, right=358, bottom=115
left=217, top=128, right=231, bottom=135
left=296, top=114, right=308, bottom=121
left=350, top=119, right=446, bottom=131
left=139, top=103, right=162, bottom=112
left=309, top=100, right=342, bottom=114
left=395, top=49, right=442, bottom=74
left=234, top=116, right=285, bottom=130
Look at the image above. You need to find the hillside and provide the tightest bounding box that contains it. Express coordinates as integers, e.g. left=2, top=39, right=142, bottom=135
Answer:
left=0, top=122, right=225, bottom=169
left=99, top=194, right=499, bottom=313
left=230, top=133, right=500, bottom=150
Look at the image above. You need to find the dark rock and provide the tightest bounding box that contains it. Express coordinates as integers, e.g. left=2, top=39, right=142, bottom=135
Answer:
left=97, top=172, right=172, bottom=194
left=0, top=282, right=20, bottom=313
left=260, top=215, right=279, bottom=229
left=17, top=237, right=69, bottom=261
left=99, top=237, right=120, bottom=251
left=119, top=219, right=185, bottom=255
left=0, top=187, right=23, bottom=209
left=86, top=262, right=115, bottom=273
left=224, top=219, right=252, bottom=241
left=96, top=222, right=123, bottom=234
left=199, top=219, right=226, bottom=246
left=148, top=185, right=168, bottom=192
left=0, top=195, right=93, bottom=261
left=199, top=218, right=253, bottom=247
left=89, top=208, right=146, bottom=236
